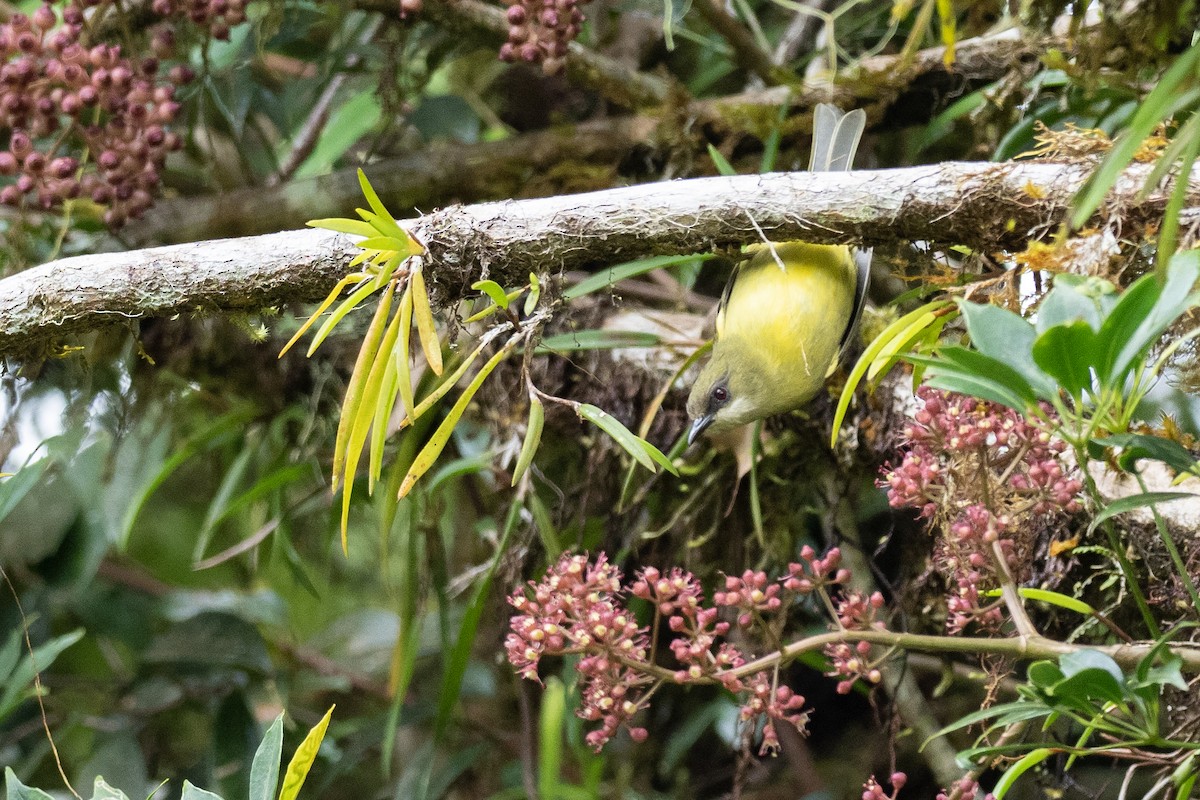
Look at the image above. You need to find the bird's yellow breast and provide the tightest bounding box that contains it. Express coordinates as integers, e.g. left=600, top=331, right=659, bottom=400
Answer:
left=717, top=242, right=857, bottom=405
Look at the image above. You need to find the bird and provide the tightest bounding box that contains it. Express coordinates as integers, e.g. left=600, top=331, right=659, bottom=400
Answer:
left=686, top=103, right=871, bottom=446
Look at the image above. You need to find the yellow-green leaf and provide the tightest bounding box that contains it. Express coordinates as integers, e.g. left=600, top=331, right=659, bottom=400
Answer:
left=277, top=705, right=334, bottom=800
left=397, top=281, right=416, bottom=418
left=332, top=281, right=397, bottom=494
left=524, top=273, right=541, bottom=316
left=399, top=336, right=491, bottom=429
left=511, top=396, right=544, bottom=487
left=348, top=302, right=406, bottom=501
left=277, top=273, right=366, bottom=358
left=472, top=279, right=510, bottom=310
left=412, top=268, right=443, bottom=375
left=370, top=344, right=401, bottom=487
left=307, top=279, right=380, bottom=357
left=831, top=300, right=954, bottom=447
left=399, top=337, right=518, bottom=498
left=307, top=217, right=377, bottom=237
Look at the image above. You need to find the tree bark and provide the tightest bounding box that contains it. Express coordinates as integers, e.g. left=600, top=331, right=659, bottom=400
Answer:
left=1, top=160, right=1191, bottom=356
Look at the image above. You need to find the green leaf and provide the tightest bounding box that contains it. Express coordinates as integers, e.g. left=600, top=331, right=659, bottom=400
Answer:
left=0, top=628, right=85, bottom=720
left=1094, top=433, right=1200, bottom=476
left=4, top=769, right=55, bottom=800
left=524, top=273, right=542, bottom=316
left=512, top=396, right=544, bottom=487
left=306, top=217, right=379, bottom=238
left=993, top=748, right=1055, bottom=799
left=564, top=254, right=715, bottom=300
left=0, top=458, right=48, bottom=527
left=249, top=714, right=284, bottom=800
left=293, top=90, right=382, bottom=180
left=538, top=330, right=663, bottom=353
left=831, top=300, right=954, bottom=447
left=1051, top=667, right=1127, bottom=709
left=907, top=349, right=1036, bottom=412
left=180, top=782, right=224, bottom=800
left=1095, top=250, right=1200, bottom=383
left=306, top=279, right=381, bottom=357
left=1036, top=274, right=1117, bottom=334
left=1026, top=660, right=1065, bottom=689
left=1086, top=491, right=1196, bottom=534
left=640, top=439, right=679, bottom=476
left=278, top=705, right=334, bottom=800
left=957, top=300, right=1058, bottom=399
left=1031, top=321, right=1097, bottom=397
left=538, top=677, right=567, bottom=800
left=706, top=144, right=737, bottom=176
left=1071, top=41, right=1200, bottom=228
left=578, top=404, right=657, bottom=473
left=471, top=279, right=510, bottom=310
left=89, top=777, right=131, bottom=800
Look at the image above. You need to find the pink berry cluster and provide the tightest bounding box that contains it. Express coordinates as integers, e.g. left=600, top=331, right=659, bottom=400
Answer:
left=881, top=387, right=1084, bottom=633
left=498, top=0, right=588, bottom=76
left=506, top=553, right=653, bottom=748
left=863, top=772, right=907, bottom=800
left=507, top=547, right=885, bottom=753
left=148, top=0, right=248, bottom=40
left=825, top=591, right=886, bottom=693
left=0, top=4, right=187, bottom=225
left=740, top=672, right=808, bottom=756
left=884, top=387, right=1083, bottom=518
left=937, top=775, right=995, bottom=800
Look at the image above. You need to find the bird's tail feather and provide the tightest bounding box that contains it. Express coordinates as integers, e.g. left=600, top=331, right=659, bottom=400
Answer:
left=809, top=104, right=866, bottom=173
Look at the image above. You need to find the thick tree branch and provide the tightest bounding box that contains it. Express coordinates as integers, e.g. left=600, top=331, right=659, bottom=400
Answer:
left=3, top=160, right=1190, bottom=355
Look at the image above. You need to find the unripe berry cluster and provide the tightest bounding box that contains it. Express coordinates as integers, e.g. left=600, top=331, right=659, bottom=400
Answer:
left=497, top=0, right=589, bottom=76
left=0, top=4, right=191, bottom=225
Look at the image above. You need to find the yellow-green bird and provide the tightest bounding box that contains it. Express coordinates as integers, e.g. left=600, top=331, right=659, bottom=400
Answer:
left=686, top=104, right=870, bottom=445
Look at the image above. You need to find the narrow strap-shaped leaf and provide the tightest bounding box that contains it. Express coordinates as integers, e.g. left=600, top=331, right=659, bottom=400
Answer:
left=578, top=404, right=657, bottom=472
left=332, top=281, right=397, bottom=492
left=511, top=396, right=544, bottom=487
left=399, top=334, right=497, bottom=429
left=993, top=748, right=1055, bottom=799
left=396, top=280, right=416, bottom=419
left=306, top=217, right=377, bottom=237
left=369, top=343, right=402, bottom=486
left=306, top=279, right=380, bottom=357
left=348, top=300, right=406, bottom=497
left=831, top=300, right=953, bottom=447
left=399, top=336, right=519, bottom=498
left=412, top=268, right=444, bottom=375
left=1086, top=491, right=1196, bottom=534
left=277, top=705, right=335, bottom=800
left=278, top=273, right=364, bottom=358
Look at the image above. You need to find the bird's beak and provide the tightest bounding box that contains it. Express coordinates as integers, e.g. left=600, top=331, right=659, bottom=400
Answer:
left=688, top=414, right=714, bottom=446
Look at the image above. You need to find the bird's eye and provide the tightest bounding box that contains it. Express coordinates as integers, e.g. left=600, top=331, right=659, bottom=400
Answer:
left=712, top=386, right=729, bottom=403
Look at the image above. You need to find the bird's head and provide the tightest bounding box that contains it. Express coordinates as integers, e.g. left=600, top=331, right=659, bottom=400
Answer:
left=685, top=339, right=772, bottom=445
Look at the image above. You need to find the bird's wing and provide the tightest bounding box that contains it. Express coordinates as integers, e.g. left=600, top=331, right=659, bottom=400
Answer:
left=809, top=104, right=866, bottom=173
left=838, top=247, right=871, bottom=354
left=714, top=257, right=742, bottom=341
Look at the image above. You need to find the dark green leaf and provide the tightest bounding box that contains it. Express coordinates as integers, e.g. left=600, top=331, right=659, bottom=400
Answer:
left=1095, top=250, right=1200, bottom=383
left=1087, top=491, right=1196, bottom=534
left=957, top=300, right=1056, bottom=398
left=994, top=748, right=1055, bottom=800
left=1026, top=660, right=1065, bottom=689
left=1031, top=321, right=1098, bottom=397
left=1094, top=433, right=1200, bottom=476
